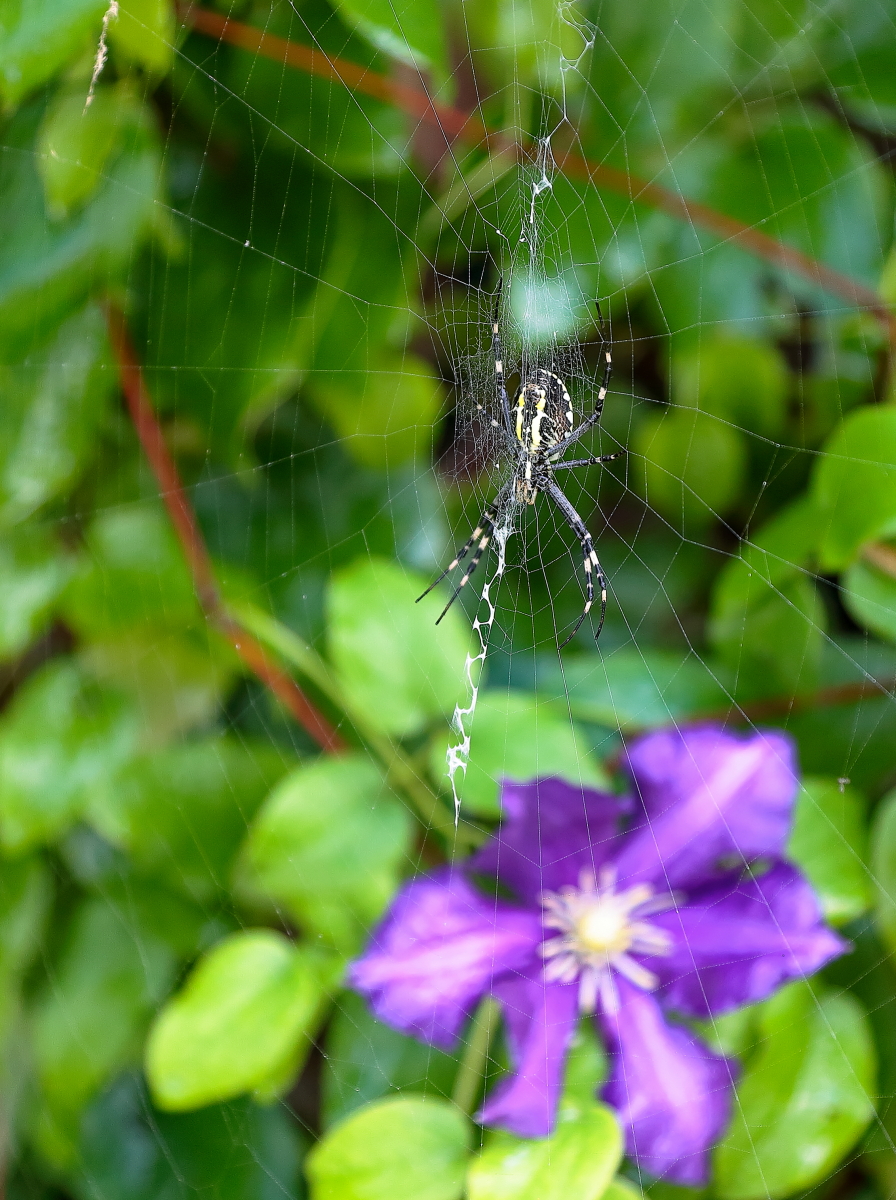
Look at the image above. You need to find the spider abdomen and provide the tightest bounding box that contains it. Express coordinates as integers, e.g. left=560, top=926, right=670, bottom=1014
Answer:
left=514, top=369, right=574, bottom=454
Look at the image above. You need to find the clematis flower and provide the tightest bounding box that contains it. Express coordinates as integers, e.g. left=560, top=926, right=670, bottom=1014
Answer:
left=349, top=726, right=846, bottom=1183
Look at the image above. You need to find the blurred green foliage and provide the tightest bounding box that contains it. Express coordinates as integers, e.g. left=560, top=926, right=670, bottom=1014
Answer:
left=1, top=0, right=896, bottom=1197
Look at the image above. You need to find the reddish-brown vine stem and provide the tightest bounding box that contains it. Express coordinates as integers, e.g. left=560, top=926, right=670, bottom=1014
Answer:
left=106, top=306, right=347, bottom=754
left=180, top=4, right=896, bottom=352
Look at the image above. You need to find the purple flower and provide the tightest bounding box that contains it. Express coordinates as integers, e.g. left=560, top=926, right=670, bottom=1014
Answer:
left=349, top=726, right=846, bottom=1184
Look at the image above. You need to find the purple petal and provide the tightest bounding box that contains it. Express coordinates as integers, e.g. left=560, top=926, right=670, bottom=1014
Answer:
left=599, top=979, right=736, bottom=1185
left=469, top=777, right=628, bottom=904
left=477, top=970, right=579, bottom=1137
left=349, top=870, right=541, bottom=1049
left=649, top=860, right=847, bottom=1018
left=615, top=726, right=798, bottom=890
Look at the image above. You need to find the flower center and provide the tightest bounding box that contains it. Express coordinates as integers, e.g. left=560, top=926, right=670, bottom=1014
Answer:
left=575, top=900, right=634, bottom=955
left=539, top=866, right=676, bottom=1013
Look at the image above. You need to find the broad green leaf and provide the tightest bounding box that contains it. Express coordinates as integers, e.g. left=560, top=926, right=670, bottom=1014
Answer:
left=842, top=557, right=896, bottom=644
left=0, top=0, right=107, bottom=107
left=0, top=660, right=137, bottom=853
left=0, top=527, right=74, bottom=659
left=709, top=497, right=825, bottom=699
left=322, top=991, right=459, bottom=1127
left=31, top=896, right=177, bottom=1167
left=429, top=688, right=610, bottom=817
left=38, top=86, right=128, bottom=215
left=560, top=1022, right=608, bottom=1115
left=602, top=1181, right=642, bottom=1200
left=672, top=335, right=788, bottom=436
left=306, top=1096, right=470, bottom=1200
left=0, top=304, right=111, bottom=527
left=634, top=408, right=747, bottom=528
left=540, top=647, right=728, bottom=730
left=0, top=105, right=161, bottom=353
left=242, top=755, right=412, bottom=953
left=813, top=407, right=896, bottom=570
left=81, top=629, right=233, bottom=748
left=146, top=931, right=336, bottom=1111
left=328, top=557, right=470, bottom=738
left=871, top=787, right=896, bottom=957
left=467, top=1103, right=621, bottom=1200
left=787, top=776, right=870, bottom=925
left=0, top=856, right=51, bottom=1033
left=107, top=0, right=175, bottom=73
left=329, top=0, right=448, bottom=77
left=87, top=738, right=285, bottom=903
left=80, top=1075, right=305, bottom=1200
left=309, top=353, right=441, bottom=467
left=714, top=982, right=875, bottom=1199
left=63, top=504, right=200, bottom=637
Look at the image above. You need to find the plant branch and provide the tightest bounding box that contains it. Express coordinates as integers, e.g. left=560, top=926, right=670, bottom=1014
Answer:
left=106, top=305, right=347, bottom=755
left=180, top=5, right=896, bottom=351
left=451, top=996, right=500, bottom=1115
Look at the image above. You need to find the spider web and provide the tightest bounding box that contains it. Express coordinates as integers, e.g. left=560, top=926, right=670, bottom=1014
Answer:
left=14, top=0, right=896, bottom=1195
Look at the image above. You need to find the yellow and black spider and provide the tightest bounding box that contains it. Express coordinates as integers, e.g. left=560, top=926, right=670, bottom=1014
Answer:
left=418, top=289, right=623, bottom=647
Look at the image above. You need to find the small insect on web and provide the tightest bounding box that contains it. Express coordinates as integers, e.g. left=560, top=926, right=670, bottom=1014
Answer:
left=417, top=282, right=624, bottom=648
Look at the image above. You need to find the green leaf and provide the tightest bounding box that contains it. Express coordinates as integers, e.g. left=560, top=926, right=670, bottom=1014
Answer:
left=81, top=629, right=233, bottom=749
left=812, top=407, right=896, bottom=570
left=467, top=1103, right=622, bottom=1200
left=63, top=504, right=200, bottom=637
left=0, top=304, right=112, bottom=527
left=322, top=991, right=460, bottom=1127
left=787, top=776, right=871, bottom=925
left=0, top=660, right=137, bottom=853
left=31, top=896, right=177, bottom=1167
left=634, top=407, right=747, bottom=529
left=539, top=647, right=728, bottom=730
left=37, top=86, right=128, bottom=215
left=714, top=982, right=875, bottom=1200
left=842, top=557, right=896, bottom=644
left=145, top=930, right=336, bottom=1111
left=0, top=0, right=107, bottom=107
left=672, top=335, right=788, bottom=436
left=306, top=1096, right=470, bottom=1200
left=870, top=786, right=896, bottom=957
left=0, top=527, right=74, bottom=659
left=107, top=0, right=175, bottom=73
left=329, top=0, right=448, bottom=78
left=429, top=688, right=610, bottom=817
left=80, top=1074, right=305, bottom=1200
left=87, top=738, right=285, bottom=903
left=242, top=755, right=412, bottom=953
left=0, top=105, right=161, bottom=353
left=328, top=557, right=470, bottom=738
left=309, top=353, right=441, bottom=467
left=709, top=497, right=825, bottom=699
left=0, top=856, right=52, bottom=1033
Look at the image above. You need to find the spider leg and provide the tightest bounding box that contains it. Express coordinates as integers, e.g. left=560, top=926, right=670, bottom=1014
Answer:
left=433, top=519, right=496, bottom=624
left=416, top=507, right=498, bottom=604
left=549, top=299, right=613, bottom=456
left=552, top=451, right=625, bottom=470
left=545, top=481, right=609, bottom=647
left=479, top=279, right=515, bottom=444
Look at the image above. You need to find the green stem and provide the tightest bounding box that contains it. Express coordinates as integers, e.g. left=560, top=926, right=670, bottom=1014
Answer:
left=452, top=996, right=500, bottom=1115
left=228, top=599, right=482, bottom=846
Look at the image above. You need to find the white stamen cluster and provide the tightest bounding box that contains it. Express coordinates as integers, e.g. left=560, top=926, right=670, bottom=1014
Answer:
left=540, top=866, right=675, bottom=1014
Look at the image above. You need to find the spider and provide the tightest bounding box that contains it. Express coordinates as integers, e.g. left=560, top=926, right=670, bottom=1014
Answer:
left=418, top=290, right=623, bottom=647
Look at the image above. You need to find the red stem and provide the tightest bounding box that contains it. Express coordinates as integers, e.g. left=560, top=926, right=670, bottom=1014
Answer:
left=181, top=4, right=896, bottom=352
left=106, top=307, right=347, bottom=755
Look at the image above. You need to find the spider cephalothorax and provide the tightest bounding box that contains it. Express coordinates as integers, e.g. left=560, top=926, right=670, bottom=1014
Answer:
left=419, top=287, right=622, bottom=647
